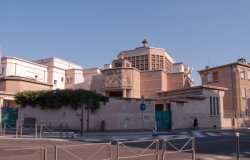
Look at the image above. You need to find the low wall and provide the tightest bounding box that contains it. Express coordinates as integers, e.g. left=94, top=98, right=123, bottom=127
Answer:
left=18, top=98, right=155, bottom=131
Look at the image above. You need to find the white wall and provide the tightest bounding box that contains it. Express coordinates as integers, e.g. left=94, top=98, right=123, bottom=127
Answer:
left=171, top=89, right=227, bottom=129
left=0, top=57, right=48, bottom=83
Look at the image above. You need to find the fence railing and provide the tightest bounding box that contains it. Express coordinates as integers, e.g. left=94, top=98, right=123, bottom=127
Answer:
left=0, top=146, right=47, bottom=160
left=0, top=121, right=75, bottom=139
left=116, top=139, right=160, bottom=160
left=0, top=136, right=196, bottom=160
left=162, top=137, right=195, bottom=160
left=55, top=142, right=112, bottom=160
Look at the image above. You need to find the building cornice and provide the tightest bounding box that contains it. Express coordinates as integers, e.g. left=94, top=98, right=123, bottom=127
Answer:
left=0, top=76, right=52, bottom=87
left=198, top=62, right=250, bottom=74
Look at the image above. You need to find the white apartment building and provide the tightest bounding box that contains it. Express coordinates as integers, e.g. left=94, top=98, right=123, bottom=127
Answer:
left=34, top=57, right=83, bottom=90
left=0, top=57, right=48, bottom=83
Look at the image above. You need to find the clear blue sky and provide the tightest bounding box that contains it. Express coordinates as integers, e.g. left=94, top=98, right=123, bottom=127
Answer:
left=1, top=0, right=250, bottom=84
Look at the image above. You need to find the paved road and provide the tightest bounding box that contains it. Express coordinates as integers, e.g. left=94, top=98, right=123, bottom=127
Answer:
left=0, top=129, right=249, bottom=160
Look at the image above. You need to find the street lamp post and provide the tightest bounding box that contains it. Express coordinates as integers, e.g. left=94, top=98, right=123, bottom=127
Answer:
left=80, top=100, right=84, bottom=136
left=87, top=98, right=92, bottom=132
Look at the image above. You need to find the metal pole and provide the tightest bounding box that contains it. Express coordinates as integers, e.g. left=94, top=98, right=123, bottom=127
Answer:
left=87, top=98, right=91, bottom=132
left=66, top=123, right=68, bottom=139
left=142, top=111, right=144, bottom=129
left=80, top=101, right=83, bottom=136
left=44, top=145, right=47, bottom=160
left=3, top=122, right=6, bottom=135
left=20, top=123, right=23, bottom=137
left=55, top=145, right=58, bottom=160
left=15, top=122, right=18, bottom=138
left=156, top=139, right=159, bottom=160
left=162, top=140, right=165, bottom=160
left=40, top=123, right=43, bottom=138
left=192, top=137, right=196, bottom=160
left=35, top=124, right=37, bottom=139
left=109, top=141, right=112, bottom=160
left=87, top=106, right=89, bottom=132
left=236, top=132, right=240, bottom=160
left=0, top=122, right=2, bottom=135
left=116, top=141, right=120, bottom=160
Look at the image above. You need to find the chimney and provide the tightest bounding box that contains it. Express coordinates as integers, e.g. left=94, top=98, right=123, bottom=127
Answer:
left=142, top=39, right=148, bottom=48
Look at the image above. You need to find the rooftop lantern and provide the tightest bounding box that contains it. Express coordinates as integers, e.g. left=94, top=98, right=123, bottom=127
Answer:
left=142, top=39, right=148, bottom=48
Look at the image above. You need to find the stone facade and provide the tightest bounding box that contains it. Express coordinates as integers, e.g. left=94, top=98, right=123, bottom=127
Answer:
left=18, top=98, right=155, bottom=131
left=198, top=59, right=250, bottom=127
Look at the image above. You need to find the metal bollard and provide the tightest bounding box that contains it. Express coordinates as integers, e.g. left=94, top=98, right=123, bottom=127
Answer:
left=44, top=145, right=47, bottom=160
left=40, top=123, right=43, bottom=138
left=35, top=124, right=38, bottom=139
left=236, top=132, right=240, bottom=160
left=192, top=137, right=196, bottom=160
left=0, top=122, right=2, bottom=135
left=116, top=141, right=120, bottom=160
left=66, top=123, right=69, bottom=139
left=15, top=122, right=18, bottom=138
left=55, top=145, right=58, bottom=160
left=156, top=139, right=160, bottom=160
left=3, top=123, right=6, bottom=135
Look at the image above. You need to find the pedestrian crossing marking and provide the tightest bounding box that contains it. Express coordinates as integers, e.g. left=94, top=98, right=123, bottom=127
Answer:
left=219, top=132, right=233, bottom=136
left=180, top=131, right=189, bottom=135
left=192, top=131, right=206, bottom=137
left=205, top=132, right=220, bottom=137
left=159, top=135, right=172, bottom=139
left=84, top=138, right=102, bottom=142
left=243, top=151, right=250, bottom=155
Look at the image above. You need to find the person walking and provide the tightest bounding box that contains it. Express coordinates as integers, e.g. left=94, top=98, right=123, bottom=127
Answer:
left=193, top=117, right=198, bottom=130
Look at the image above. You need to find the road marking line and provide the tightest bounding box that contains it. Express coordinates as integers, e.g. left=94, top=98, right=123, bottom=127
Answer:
left=205, top=132, right=220, bottom=137
left=111, top=137, right=128, bottom=141
left=192, top=131, right=206, bottom=137
left=180, top=131, right=189, bottom=135
left=231, top=153, right=246, bottom=157
left=137, top=137, right=151, bottom=140
left=159, top=135, right=172, bottom=139
left=216, top=155, right=232, bottom=159
left=200, top=158, right=215, bottom=160
left=219, top=132, right=233, bottom=136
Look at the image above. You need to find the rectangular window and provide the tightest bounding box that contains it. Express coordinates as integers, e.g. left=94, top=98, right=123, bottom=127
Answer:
left=114, top=62, right=122, bottom=68
left=61, top=77, right=64, bottom=82
left=206, top=73, right=212, bottom=83
left=0, top=68, right=4, bottom=75
left=249, top=89, right=250, bottom=98
left=241, top=88, right=246, bottom=98
left=54, top=80, right=57, bottom=85
left=239, top=68, right=245, bottom=79
left=66, top=77, right=70, bottom=83
left=213, top=72, right=219, bottom=82
left=210, top=97, right=213, bottom=115
left=247, top=71, right=250, bottom=80
left=210, top=96, right=220, bottom=116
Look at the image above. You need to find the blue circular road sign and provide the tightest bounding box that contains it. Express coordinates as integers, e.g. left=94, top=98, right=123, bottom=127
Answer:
left=140, top=102, right=146, bottom=111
